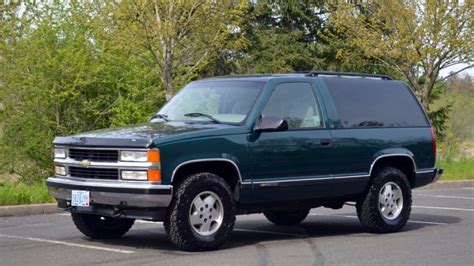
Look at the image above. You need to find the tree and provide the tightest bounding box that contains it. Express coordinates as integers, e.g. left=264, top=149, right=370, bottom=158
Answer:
left=323, top=0, right=473, bottom=110
left=0, top=2, right=160, bottom=181
left=109, top=0, right=248, bottom=100
left=232, top=0, right=333, bottom=73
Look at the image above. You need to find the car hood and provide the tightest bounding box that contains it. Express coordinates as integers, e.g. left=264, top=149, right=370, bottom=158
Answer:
left=53, top=122, right=241, bottom=148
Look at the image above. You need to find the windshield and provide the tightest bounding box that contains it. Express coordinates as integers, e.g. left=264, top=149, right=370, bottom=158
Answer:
left=157, top=80, right=265, bottom=124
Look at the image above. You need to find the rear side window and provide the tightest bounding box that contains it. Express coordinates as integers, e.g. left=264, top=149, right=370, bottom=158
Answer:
left=262, top=82, right=323, bottom=129
left=324, top=78, right=429, bottom=128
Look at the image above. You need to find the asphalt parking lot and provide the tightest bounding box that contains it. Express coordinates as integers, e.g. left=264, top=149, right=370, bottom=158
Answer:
left=0, top=187, right=473, bottom=266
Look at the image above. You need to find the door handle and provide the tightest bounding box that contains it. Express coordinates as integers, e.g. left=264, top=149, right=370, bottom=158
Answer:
left=320, top=138, right=332, bottom=146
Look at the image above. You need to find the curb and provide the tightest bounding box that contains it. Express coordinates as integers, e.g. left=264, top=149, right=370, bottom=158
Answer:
left=0, top=180, right=472, bottom=218
left=420, top=180, right=474, bottom=190
left=0, top=203, right=58, bottom=218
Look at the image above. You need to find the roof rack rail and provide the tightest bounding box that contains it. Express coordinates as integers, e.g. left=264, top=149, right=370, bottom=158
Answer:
left=305, top=71, right=392, bottom=80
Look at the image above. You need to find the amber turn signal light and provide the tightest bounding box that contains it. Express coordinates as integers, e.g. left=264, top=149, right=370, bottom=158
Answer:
left=147, top=149, right=160, bottom=163
left=148, top=169, right=161, bottom=182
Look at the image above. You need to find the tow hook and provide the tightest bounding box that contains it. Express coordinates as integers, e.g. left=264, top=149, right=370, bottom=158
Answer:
left=112, top=201, right=128, bottom=217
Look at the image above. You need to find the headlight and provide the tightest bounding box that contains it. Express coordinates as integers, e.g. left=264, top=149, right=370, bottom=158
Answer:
left=121, top=170, right=148, bottom=180
left=120, top=151, right=148, bottom=162
left=54, top=165, right=67, bottom=176
left=54, top=148, right=66, bottom=159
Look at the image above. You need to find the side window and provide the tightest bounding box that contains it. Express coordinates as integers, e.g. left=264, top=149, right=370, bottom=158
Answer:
left=324, top=78, right=429, bottom=128
left=262, top=82, right=323, bottom=129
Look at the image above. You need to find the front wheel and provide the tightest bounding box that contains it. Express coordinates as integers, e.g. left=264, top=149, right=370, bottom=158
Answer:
left=71, top=213, right=135, bottom=239
left=164, top=173, right=236, bottom=251
left=356, top=167, right=412, bottom=233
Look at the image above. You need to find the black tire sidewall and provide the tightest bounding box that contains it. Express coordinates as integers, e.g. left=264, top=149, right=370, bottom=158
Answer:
left=357, top=167, right=412, bottom=233
left=185, top=178, right=234, bottom=242
left=166, top=173, right=235, bottom=250
left=375, top=174, right=411, bottom=226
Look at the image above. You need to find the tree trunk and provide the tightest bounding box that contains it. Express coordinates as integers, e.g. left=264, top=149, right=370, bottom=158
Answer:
left=420, top=92, right=429, bottom=110
left=163, top=42, right=174, bottom=101
left=165, top=85, right=174, bottom=101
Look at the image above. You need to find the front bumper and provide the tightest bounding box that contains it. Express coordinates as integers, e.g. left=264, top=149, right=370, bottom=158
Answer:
left=47, top=177, right=173, bottom=219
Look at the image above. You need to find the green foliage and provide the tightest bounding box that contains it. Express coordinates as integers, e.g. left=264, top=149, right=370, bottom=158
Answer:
left=0, top=3, right=161, bottom=182
left=214, top=0, right=334, bottom=74
left=110, top=0, right=249, bottom=100
left=437, top=158, right=474, bottom=181
left=0, top=181, right=54, bottom=206
left=433, top=75, right=474, bottom=159
left=236, top=29, right=325, bottom=73
left=427, top=82, right=451, bottom=140
left=444, top=78, right=474, bottom=141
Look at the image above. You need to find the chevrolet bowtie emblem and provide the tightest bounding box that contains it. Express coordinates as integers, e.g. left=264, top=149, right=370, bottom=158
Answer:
left=79, top=160, right=91, bottom=168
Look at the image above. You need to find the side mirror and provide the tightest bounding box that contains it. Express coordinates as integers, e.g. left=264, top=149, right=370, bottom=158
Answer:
left=254, top=116, right=289, bottom=132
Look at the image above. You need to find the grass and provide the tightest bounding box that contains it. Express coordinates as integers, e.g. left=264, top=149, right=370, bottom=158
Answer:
left=436, top=157, right=474, bottom=181
left=0, top=181, right=54, bottom=206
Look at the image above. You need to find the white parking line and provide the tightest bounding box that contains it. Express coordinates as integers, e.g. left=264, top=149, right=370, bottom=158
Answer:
left=309, top=214, right=447, bottom=225
left=414, top=193, right=474, bottom=200
left=413, top=205, right=474, bottom=212
left=0, top=234, right=135, bottom=254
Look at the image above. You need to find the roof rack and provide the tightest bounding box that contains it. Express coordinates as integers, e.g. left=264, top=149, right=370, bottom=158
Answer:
left=305, top=71, right=392, bottom=80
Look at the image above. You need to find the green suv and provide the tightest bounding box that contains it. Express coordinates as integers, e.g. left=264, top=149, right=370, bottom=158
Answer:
left=47, top=71, right=442, bottom=251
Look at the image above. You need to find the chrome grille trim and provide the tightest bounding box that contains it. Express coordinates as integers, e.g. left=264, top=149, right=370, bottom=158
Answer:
left=69, top=149, right=118, bottom=162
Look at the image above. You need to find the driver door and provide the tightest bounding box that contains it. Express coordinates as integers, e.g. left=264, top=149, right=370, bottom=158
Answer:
left=248, top=82, right=333, bottom=202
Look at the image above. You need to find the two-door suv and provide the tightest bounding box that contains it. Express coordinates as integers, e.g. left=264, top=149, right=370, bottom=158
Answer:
left=47, top=71, right=442, bottom=251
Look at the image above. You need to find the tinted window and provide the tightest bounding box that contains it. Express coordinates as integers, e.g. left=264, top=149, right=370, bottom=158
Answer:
left=262, top=83, right=323, bottom=129
left=324, top=78, right=429, bottom=128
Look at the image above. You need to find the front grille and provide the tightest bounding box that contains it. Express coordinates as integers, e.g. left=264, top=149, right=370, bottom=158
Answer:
left=69, top=166, right=119, bottom=180
left=69, top=149, right=118, bottom=162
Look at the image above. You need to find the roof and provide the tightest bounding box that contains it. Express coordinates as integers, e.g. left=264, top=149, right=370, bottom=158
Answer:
left=199, top=71, right=393, bottom=82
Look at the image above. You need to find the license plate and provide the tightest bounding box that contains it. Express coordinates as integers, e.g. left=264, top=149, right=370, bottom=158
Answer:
left=71, top=190, right=90, bottom=207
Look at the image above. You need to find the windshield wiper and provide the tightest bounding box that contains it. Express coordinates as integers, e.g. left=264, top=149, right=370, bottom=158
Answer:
left=149, top=113, right=170, bottom=122
left=184, top=112, right=222, bottom=124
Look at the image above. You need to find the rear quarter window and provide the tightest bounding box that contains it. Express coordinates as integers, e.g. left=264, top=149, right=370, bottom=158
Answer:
left=324, top=78, right=429, bottom=128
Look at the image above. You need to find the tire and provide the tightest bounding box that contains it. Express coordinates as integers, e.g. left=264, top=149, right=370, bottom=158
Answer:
left=263, top=209, right=310, bottom=226
left=164, top=173, right=236, bottom=251
left=71, top=213, right=135, bottom=239
left=356, top=167, right=412, bottom=233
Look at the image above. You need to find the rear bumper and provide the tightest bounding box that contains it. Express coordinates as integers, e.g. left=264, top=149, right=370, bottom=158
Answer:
left=413, top=168, right=443, bottom=188
left=46, top=176, right=172, bottom=220
left=432, top=168, right=443, bottom=183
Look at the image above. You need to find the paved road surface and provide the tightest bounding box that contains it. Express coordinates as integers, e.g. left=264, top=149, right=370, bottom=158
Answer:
left=1, top=187, right=473, bottom=265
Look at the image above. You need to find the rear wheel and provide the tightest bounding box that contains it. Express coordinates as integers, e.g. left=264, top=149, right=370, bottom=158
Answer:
left=263, top=209, right=310, bottom=226
left=164, top=173, right=235, bottom=251
left=71, top=213, right=135, bottom=239
left=356, top=167, right=412, bottom=233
